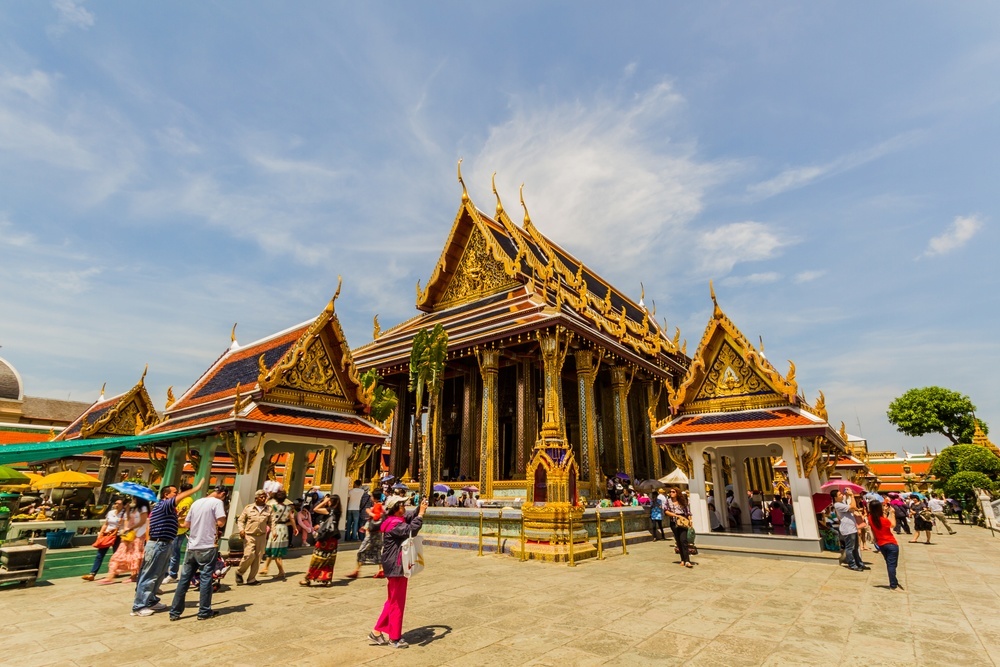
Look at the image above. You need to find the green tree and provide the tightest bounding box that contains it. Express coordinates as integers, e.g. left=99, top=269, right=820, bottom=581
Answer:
left=886, top=387, right=985, bottom=445
left=930, top=444, right=1000, bottom=481
left=360, top=369, right=398, bottom=423
left=944, top=471, right=997, bottom=502
left=408, top=324, right=448, bottom=499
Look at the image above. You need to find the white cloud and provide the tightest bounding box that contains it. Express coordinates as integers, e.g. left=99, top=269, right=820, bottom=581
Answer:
left=747, top=133, right=917, bottom=200
left=0, top=70, right=55, bottom=103
left=795, top=270, right=826, bottom=283
left=920, top=214, right=984, bottom=258
left=721, top=272, right=781, bottom=287
left=49, top=0, right=95, bottom=36
left=471, top=82, right=736, bottom=266
left=155, top=127, right=202, bottom=156
left=0, top=216, right=35, bottom=248
left=697, top=221, right=796, bottom=275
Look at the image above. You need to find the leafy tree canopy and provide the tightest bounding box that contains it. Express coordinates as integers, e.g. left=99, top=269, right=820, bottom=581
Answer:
left=930, top=444, right=1000, bottom=482
left=944, top=471, right=997, bottom=501
left=886, top=386, right=985, bottom=444
left=359, top=369, right=398, bottom=423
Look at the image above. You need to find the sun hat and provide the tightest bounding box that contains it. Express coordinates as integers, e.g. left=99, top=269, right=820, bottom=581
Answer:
left=383, top=495, right=408, bottom=513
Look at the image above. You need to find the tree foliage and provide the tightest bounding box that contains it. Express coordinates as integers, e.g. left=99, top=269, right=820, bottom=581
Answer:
left=360, top=369, right=398, bottom=423
left=930, top=444, right=1000, bottom=482
left=944, top=471, right=997, bottom=501
left=886, top=386, right=985, bottom=444
left=408, top=324, right=448, bottom=498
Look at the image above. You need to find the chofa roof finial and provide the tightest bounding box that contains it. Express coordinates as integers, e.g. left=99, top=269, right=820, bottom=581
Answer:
left=457, top=158, right=469, bottom=202
left=492, top=172, right=504, bottom=219
left=710, top=280, right=722, bottom=318
left=519, top=183, right=532, bottom=228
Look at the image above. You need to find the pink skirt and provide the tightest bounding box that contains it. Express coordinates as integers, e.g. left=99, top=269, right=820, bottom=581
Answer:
left=109, top=536, right=145, bottom=573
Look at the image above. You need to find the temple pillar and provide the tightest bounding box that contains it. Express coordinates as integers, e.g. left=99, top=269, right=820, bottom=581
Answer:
left=731, top=453, right=751, bottom=526
left=389, top=381, right=410, bottom=479
left=160, top=445, right=187, bottom=488
left=688, top=443, right=712, bottom=534
left=575, top=349, right=602, bottom=499
left=95, top=450, right=123, bottom=505
left=476, top=349, right=500, bottom=498
left=784, top=438, right=820, bottom=540
left=192, top=438, right=219, bottom=500
left=287, top=448, right=311, bottom=501
left=224, top=442, right=266, bottom=542
left=710, top=449, right=726, bottom=528
left=645, top=381, right=663, bottom=480
left=515, top=360, right=536, bottom=478
left=460, top=368, right=479, bottom=481
left=610, top=366, right=634, bottom=477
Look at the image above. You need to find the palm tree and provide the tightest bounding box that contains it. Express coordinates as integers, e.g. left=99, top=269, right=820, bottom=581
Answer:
left=409, top=324, right=449, bottom=499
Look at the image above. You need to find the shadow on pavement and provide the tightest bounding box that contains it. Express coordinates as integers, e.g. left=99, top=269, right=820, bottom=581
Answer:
left=403, top=625, right=453, bottom=647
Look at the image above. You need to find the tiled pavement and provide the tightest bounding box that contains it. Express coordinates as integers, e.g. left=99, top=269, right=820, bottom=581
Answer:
left=1, top=522, right=998, bottom=666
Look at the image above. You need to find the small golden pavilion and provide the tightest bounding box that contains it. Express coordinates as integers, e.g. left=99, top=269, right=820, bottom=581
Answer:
left=652, top=286, right=851, bottom=552
left=353, top=167, right=689, bottom=501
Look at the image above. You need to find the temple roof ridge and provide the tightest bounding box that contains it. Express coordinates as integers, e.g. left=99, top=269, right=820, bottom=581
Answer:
left=54, top=369, right=160, bottom=441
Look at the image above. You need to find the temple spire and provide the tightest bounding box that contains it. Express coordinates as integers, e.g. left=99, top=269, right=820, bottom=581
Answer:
left=492, top=172, right=504, bottom=219
left=457, top=158, right=469, bottom=202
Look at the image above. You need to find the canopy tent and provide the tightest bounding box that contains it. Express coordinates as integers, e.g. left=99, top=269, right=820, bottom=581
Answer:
left=658, top=468, right=690, bottom=486
left=0, top=428, right=212, bottom=466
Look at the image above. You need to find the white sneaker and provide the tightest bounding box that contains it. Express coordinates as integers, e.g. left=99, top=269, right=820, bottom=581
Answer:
left=162, top=576, right=176, bottom=584
left=130, top=608, right=155, bottom=617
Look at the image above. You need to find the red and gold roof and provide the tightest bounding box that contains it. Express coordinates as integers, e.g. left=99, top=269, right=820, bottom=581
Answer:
left=53, top=369, right=160, bottom=441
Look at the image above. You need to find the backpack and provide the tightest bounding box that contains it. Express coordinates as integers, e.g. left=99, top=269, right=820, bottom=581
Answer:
left=314, top=511, right=341, bottom=542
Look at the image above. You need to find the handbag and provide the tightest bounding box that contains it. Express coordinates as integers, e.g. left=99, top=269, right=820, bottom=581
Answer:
left=675, top=516, right=692, bottom=529
left=401, top=529, right=425, bottom=579
left=650, top=506, right=663, bottom=521
left=119, top=530, right=137, bottom=542
left=315, top=513, right=341, bottom=542
left=93, top=531, right=117, bottom=549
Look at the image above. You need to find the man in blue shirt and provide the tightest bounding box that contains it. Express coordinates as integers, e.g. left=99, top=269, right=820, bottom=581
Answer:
left=131, top=478, right=204, bottom=617
left=832, top=488, right=863, bottom=572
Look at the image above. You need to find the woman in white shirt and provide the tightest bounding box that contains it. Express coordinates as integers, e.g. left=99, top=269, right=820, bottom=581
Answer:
left=99, top=498, right=149, bottom=583
left=82, top=499, right=125, bottom=581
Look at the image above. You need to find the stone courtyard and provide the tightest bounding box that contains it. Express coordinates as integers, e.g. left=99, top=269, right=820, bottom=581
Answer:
left=2, top=523, right=998, bottom=667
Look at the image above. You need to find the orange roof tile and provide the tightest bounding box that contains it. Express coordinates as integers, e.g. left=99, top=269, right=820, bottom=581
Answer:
left=243, top=407, right=382, bottom=437
left=662, top=409, right=816, bottom=435
left=0, top=430, right=50, bottom=445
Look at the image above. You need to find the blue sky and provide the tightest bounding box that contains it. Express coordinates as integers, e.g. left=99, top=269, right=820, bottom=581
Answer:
left=1, top=2, right=997, bottom=454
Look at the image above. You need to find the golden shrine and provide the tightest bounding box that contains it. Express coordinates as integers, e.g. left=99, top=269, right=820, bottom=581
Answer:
left=353, top=164, right=689, bottom=502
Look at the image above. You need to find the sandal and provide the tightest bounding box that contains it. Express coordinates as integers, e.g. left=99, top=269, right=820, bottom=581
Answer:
left=684, top=562, right=694, bottom=568
left=299, top=579, right=311, bottom=587
left=345, top=572, right=359, bottom=579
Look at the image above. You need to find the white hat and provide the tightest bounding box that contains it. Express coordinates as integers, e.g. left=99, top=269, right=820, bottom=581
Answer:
left=383, top=495, right=408, bottom=512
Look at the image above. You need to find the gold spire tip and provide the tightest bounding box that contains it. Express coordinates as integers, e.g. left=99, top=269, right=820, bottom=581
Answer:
left=140, top=364, right=148, bottom=383
left=457, top=158, right=469, bottom=202
left=231, top=322, right=238, bottom=343
left=491, top=172, right=503, bottom=217
left=519, top=183, right=532, bottom=227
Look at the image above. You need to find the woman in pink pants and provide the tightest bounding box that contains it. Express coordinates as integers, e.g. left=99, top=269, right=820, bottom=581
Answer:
left=369, top=495, right=427, bottom=649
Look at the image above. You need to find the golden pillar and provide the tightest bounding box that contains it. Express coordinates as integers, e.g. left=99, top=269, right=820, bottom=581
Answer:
left=610, top=366, right=634, bottom=477
left=644, top=380, right=663, bottom=479
left=460, top=368, right=479, bottom=481
left=515, top=360, right=537, bottom=478
left=476, top=348, right=500, bottom=498
left=575, top=348, right=603, bottom=499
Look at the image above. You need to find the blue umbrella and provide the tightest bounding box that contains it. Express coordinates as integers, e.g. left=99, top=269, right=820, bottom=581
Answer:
left=392, top=482, right=409, bottom=490
left=109, top=481, right=158, bottom=503
left=865, top=492, right=884, bottom=503
left=433, top=484, right=449, bottom=493
left=906, top=492, right=926, bottom=500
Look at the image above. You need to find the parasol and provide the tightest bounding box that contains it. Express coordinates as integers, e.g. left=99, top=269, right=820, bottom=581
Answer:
left=432, top=484, right=449, bottom=493
left=0, top=465, right=30, bottom=486
left=108, top=481, right=158, bottom=503
left=636, top=479, right=664, bottom=492
left=32, top=470, right=101, bottom=490
left=392, top=482, right=409, bottom=490
left=615, top=472, right=630, bottom=480
left=819, top=479, right=865, bottom=495
left=462, top=485, right=479, bottom=493
left=658, top=468, right=689, bottom=486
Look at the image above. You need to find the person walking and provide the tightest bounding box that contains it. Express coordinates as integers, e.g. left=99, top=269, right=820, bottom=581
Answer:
left=300, top=494, right=342, bottom=586
left=890, top=494, right=911, bottom=535
left=928, top=493, right=957, bottom=535
left=235, top=489, right=271, bottom=586
left=832, top=489, right=863, bottom=571
left=649, top=488, right=666, bottom=541
left=163, top=483, right=194, bottom=583
left=869, top=500, right=902, bottom=590
left=346, top=493, right=385, bottom=580
left=99, top=498, right=149, bottom=584
left=169, top=485, right=227, bottom=621
left=82, top=498, right=124, bottom=581
left=346, top=480, right=365, bottom=541
left=910, top=497, right=934, bottom=544
left=663, top=488, right=693, bottom=568
left=261, top=489, right=298, bottom=580
left=131, top=479, right=204, bottom=616
left=369, top=495, right=427, bottom=649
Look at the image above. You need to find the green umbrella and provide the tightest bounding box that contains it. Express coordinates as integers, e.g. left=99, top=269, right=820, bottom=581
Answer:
left=0, top=465, right=30, bottom=486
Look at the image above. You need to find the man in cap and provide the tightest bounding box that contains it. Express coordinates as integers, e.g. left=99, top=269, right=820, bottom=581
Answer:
left=235, top=489, right=271, bottom=586
left=169, top=485, right=227, bottom=621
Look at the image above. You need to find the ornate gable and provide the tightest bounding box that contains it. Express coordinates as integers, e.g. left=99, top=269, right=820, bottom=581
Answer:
left=258, top=280, right=372, bottom=413
left=436, top=224, right=519, bottom=309
left=71, top=369, right=160, bottom=440
left=668, top=284, right=799, bottom=415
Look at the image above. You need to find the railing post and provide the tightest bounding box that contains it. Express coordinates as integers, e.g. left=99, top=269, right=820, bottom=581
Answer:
left=478, top=510, right=484, bottom=557
left=497, top=508, right=503, bottom=555
left=519, top=511, right=526, bottom=561
left=596, top=508, right=604, bottom=560
left=620, top=510, right=628, bottom=556
left=568, top=511, right=576, bottom=567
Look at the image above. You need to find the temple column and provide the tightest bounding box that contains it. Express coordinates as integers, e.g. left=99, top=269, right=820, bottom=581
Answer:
left=710, top=449, right=726, bottom=528
left=575, top=349, right=602, bottom=499
left=287, top=447, right=311, bottom=501
left=784, top=438, right=820, bottom=540
left=610, top=366, right=634, bottom=477
left=645, top=381, right=663, bottom=480
left=192, top=438, right=219, bottom=500
left=688, top=443, right=711, bottom=534
left=96, top=450, right=122, bottom=504
left=160, top=445, right=187, bottom=488
left=224, top=441, right=266, bottom=542
left=732, top=453, right=751, bottom=526
left=476, top=349, right=500, bottom=498
left=460, top=368, right=479, bottom=481
left=389, top=380, right=409, bottom=479
left=515, top=360, right=536, bottom=478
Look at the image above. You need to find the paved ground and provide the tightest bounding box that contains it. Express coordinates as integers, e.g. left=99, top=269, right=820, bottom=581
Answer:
left=2, top=522, right=999, bottom=667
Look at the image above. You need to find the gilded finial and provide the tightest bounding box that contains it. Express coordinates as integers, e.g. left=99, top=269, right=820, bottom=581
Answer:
left=257, top=354, right=268, bottom=382
left=332, top=275, right=342, bottom=305
left=165, top=386, right=176, bottom=409
left=230, top=323, right=237, bottom=343
left=519, top=183, right=532, bottom=228
left=99, top=382, right=106, bottom=399
left=787, top=360, right=796, bottom=383
left=140, top=364, right=148, bottom=384
left=457, top=158, right=469, bottom=202
left=672, top=327, right=681, bottom=348
left=814, top=390, right=827, bottom=421
left=759, top=336, right=765, bottom=354
left=650, top=299, right=656, bottom=318
left=639, top=282, right=645, bottom=309
left=373, top=314, right=382, bottom=340
left=710, top=280, right=722, bottom=318
left=681, top=339, right=687, bottom=355
left=492, top=172, right=504, bottom=219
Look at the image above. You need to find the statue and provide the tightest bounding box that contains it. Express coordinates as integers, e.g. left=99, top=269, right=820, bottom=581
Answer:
left=902, top=464, right=918, bottom=493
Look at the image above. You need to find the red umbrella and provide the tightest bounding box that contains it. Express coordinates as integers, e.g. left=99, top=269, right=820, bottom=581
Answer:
left=820, top=479, right=865, bottom=495
left=812, top=492, right=833, bottom=513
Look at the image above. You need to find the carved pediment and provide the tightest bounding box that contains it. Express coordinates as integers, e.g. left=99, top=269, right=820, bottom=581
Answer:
left=81, top=385, right=160, bottom=438
left=692, top=341, right=779, bottom=405
left=436, top=224, right=519, bottom=310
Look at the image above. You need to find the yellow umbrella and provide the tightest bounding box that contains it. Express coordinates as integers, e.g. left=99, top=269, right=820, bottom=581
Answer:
left=1, top=472, right=45, bottom=491
left=31, top=470, right=101, bottom=490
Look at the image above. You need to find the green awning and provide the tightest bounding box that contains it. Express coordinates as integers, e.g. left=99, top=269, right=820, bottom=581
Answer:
left=0, top=428, right=213, bottom=466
